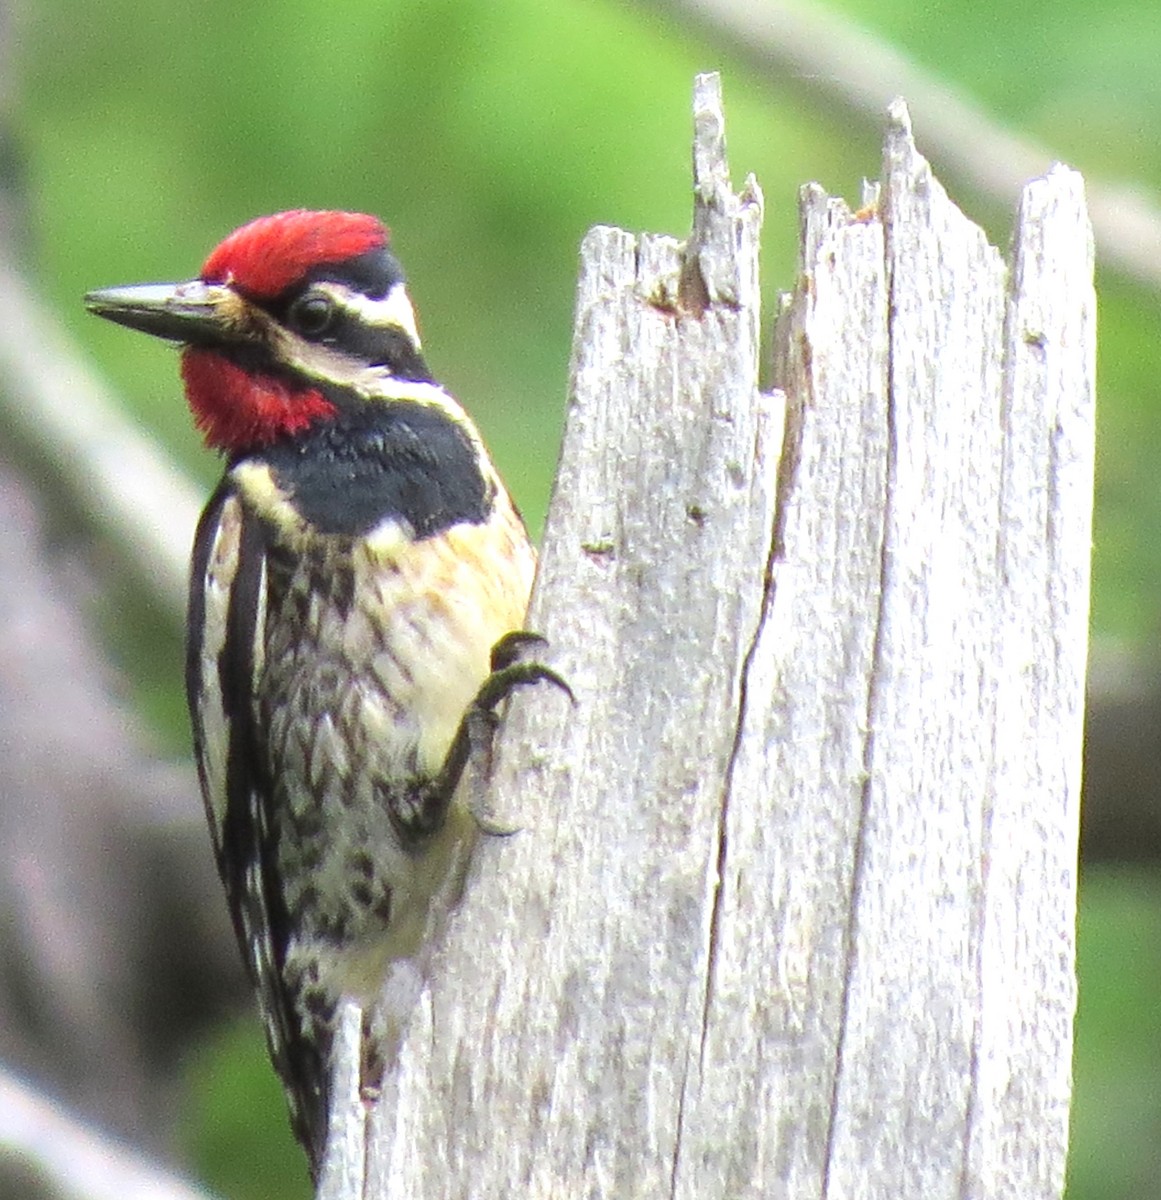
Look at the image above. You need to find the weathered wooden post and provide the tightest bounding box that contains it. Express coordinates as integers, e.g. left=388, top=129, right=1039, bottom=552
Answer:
left=323, top=72, right=1094, bottom=1200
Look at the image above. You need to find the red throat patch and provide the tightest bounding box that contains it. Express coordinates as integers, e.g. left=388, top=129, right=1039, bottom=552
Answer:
left=182, top=349, right=337, bottom=451
left=200, top=210, right=387, bottom=299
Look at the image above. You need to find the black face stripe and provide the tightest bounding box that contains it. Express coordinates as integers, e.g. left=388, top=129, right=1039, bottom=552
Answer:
left=324, top=318, right=430, bottom=377
left=281, top=298, right=432, bottom=380
left=258, top=247, right=405, bottom=328
left=236, top=253, right=433, bottom=383
left=253, top=401, right=494, bottom=539
left=300, top=246, right=405, bottom=300
left=209, top=322, right=433, bottom=395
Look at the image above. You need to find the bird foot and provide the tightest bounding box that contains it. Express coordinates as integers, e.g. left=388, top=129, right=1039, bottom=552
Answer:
left=386, top=631, right=573, bottom=842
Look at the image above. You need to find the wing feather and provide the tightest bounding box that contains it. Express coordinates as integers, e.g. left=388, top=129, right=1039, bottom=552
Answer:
left=186, top=480, right=326, bottom=1170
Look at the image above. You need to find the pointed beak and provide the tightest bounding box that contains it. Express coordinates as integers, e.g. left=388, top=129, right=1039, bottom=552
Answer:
left=84, top=280, right=238, bottom=345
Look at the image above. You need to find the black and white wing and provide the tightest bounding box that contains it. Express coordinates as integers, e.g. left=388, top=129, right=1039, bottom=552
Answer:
left=185, top=478, right=327, bottom=1169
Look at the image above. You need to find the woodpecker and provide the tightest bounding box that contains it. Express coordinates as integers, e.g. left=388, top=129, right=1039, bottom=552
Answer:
left=85, top=211, right=560, bottom=1177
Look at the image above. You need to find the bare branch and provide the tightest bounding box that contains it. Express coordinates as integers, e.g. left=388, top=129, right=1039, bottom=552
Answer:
left=0, top=260, right=201, bottom=623
left=0, top=1068, right=220, bottom=1200
left=0, top=459, right=242, bottom=1142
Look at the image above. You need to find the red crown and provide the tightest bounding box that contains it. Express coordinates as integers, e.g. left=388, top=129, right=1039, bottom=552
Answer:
left=201, top=210, right=387, bottom=298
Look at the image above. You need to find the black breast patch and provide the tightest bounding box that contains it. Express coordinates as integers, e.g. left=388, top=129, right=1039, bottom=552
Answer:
left=255, top=402, right=493, bottom=540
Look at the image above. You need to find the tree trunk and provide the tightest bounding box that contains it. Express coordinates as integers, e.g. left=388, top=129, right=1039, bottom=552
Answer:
left=322, top=73, right=1094, bottom=1200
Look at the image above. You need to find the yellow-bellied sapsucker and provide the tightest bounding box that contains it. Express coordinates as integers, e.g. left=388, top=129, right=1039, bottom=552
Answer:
left=85, top=211, right=560, bottom=1178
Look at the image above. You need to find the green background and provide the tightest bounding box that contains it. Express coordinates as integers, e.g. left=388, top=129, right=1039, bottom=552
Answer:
left=14, top=0, right=1161, bottom=1195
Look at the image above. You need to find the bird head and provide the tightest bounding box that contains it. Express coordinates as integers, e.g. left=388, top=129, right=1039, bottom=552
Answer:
left=85, top=210, right=432, bottom=453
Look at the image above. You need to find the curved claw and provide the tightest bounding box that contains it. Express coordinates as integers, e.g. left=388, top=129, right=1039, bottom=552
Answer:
left=473, top=658, right=575, bottom=713
left=472, top=811, right=525, bottom=838
left=489, top=628, right=549, bottom=672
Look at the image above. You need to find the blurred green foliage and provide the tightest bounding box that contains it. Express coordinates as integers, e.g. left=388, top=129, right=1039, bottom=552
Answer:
left=181, top=1018, right=310, bottom=1200
left=14, top=0, right=1161, bottom=1196
left=1071, top=867, right=1161, bottom=1198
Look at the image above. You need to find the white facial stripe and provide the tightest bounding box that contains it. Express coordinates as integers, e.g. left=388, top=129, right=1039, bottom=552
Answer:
left=274, top=335, right=382, bottom=387
left=270, top=337, right=452, bottom=405
left=319, top=280, right=423, bottom=349
left=254, top=322, right=476, bottom=422
left=256, top=314, right=456, bottom=403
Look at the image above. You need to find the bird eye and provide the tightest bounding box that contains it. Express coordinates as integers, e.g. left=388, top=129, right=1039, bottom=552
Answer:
left=289, top=291, right=335, bottom=338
